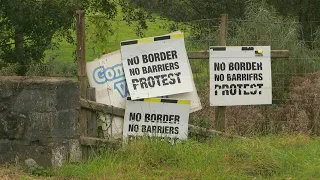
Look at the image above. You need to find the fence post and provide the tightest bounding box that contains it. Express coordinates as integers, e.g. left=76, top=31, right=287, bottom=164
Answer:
left=76, top=9, right=88, bottom=160
left=76, top=10, right=87, bottom=98
left=87, top=87, right=97, bottom=157
left=87, top=88, right=97, bottom=137
left=215, top=14, right=228, bottom=132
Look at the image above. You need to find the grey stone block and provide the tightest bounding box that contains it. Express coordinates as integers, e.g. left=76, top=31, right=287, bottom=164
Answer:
left=0, top=139, right=52, bottom=167
left=13, top=89, right=56, bottom=113
left=0, top=102, right=9, bottom=112
left=56, top=82, right=80, bottom=110
left=0, top=76, right=81, bottom=168
left=0, top=139, right=14, bottom=163
left=24, top=112, right=56, bottom=141
left=52, top=110, right=79, bottom=138
left=0, top=87, right=13, bottom=98
left=51, top=145, right=67, bottom=168
left=25, top=158, right=38, bottom=167
left=68, top=139, right=82, bottom=163
left=0, top=111, right=26, bottom=140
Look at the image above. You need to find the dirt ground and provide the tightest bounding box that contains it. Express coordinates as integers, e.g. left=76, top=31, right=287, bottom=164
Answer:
left=0, top=165, right=54, bottom=180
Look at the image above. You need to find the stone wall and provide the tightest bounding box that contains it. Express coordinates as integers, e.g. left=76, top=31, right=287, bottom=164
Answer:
left=0, top=76, right=81, bottom=168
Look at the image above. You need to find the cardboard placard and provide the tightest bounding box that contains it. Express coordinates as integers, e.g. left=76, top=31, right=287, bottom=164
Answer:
left=120, top=33, right=194, bottom=100
left=210, top=46, right=272, bottom=106
left=86, top=51, right=126, bottom=139
left=123, top=98, right=190, bottom=139
left=87, top=50, right=202, bottom=112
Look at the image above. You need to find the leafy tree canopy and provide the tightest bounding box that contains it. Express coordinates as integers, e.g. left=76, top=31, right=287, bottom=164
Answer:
left=126, top=0, right=245, bottom=22
left=0, top=0, right=149, bottom=75
left=128, top=0, right=320, bottom=46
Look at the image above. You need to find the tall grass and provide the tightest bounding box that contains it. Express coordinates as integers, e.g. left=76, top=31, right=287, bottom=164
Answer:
left=228, top=0, right=320, bottom=99
left=55, top=135, right=320, bottom=180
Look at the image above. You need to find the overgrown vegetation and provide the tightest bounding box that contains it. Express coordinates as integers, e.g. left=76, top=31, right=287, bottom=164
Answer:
left=53, top=135, right=320, bottom=179
left=188, top=0, right=320, bottom=94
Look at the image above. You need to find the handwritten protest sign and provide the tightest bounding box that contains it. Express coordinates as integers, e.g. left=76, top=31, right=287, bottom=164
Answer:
left=86, top=51, right=126, bottom=139
left=123, top=97, right=190, bottom=139
left=210, top=46, right=272, bottom=106
left=120, top=33, right=193, bottom=100
left=87, top=50, right=128, bottom=107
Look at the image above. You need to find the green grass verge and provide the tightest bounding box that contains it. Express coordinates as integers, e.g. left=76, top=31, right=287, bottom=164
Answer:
left=55, top=135, right=320, bottom=180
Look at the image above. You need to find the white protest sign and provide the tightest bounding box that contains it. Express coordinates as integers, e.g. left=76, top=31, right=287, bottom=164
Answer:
left=210, top=46, right=272, bottom=106
left=86, top=51, right=126, bottom=139
left=160, top=31, right=202, bottom=112
left=86, top=50, right=128, bottom=107
left=123, top=98, right=190, bottom=140
left=87, top=50, right=201, bottom=112
left=120, top=33, right=194, bottom=100
left=86, top=49, right=201, bottom=139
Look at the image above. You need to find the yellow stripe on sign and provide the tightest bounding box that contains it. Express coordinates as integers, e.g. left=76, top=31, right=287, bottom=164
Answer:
left=170, top=33, right=184, bottom=39
left=177, top=100, right=191, bottom=104
left=144, top=98, right=161, bottom=103
left=138, top=37, right=154, bottom=44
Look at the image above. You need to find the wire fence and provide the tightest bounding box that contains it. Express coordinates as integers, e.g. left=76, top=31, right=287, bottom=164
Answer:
left=183, top=17, right=320, bottom=136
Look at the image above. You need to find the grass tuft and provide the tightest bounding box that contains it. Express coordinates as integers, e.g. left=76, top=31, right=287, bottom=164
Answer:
left=54, top=135, right=320, bottom=180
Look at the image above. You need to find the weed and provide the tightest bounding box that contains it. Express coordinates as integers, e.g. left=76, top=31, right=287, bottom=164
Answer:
left=27, top=165, right=54, bottom=177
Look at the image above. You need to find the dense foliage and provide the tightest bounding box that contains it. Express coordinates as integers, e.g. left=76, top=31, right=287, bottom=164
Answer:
left=0, top=0, right=149, bottom=75
left=0, top=0, right=77, bottom=75
left=129, top=0, right=320, bottom=44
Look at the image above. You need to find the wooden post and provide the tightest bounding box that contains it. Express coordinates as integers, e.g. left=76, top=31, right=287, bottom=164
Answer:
left=215, top=14, right=228, bottom=132
left=87, top=88, right=97, bottom=137
left=87, top=87, right=97, bottom=157
left=76, top=10, right=87, bottom=98
left=76, top=9, right=88, bottom=160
